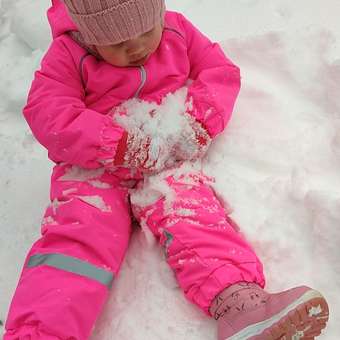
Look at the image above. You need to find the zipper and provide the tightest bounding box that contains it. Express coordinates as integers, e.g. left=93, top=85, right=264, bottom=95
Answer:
left=79, top=53, right=91, bottom=93
left=134, top=65, right=147, bottom=98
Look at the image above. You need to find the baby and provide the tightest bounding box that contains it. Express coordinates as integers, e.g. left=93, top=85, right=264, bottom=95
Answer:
left=4, top=0, right=329, bottom=339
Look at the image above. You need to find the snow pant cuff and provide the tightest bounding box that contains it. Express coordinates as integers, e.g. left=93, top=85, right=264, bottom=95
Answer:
left=189, top=261, right=266, bottom=316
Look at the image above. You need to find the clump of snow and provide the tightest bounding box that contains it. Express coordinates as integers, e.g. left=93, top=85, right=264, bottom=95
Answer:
left=41, top=215, right=57, bottom=226
left=76, top=195, right=112, bottom=213
left=114, top=88, right=206, bottom=172
left=59, top=166, right=105, bottom=182
left=309, top=305, right=323, bottom=317
left=114, top=88, right=189, bottom=140
left=88, top=180, right=112, bottom=189
left=130, top=162, right=207, bottom=212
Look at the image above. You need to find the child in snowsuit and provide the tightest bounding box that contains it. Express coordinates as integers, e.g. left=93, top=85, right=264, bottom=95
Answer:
left=4, top=0, right=329, bottom=339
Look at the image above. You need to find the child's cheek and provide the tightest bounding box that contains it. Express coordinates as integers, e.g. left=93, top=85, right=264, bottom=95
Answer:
left=150, top=30, right=162, bottom=52
left=105, top=51, right=128, bottom=67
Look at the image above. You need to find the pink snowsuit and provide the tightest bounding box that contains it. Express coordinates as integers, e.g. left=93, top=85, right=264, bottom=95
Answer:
left=4, top=1, right=265, bottom=338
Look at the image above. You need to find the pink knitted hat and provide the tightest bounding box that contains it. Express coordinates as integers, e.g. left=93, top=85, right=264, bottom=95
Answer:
left=63, top=0, right=165, bottom=46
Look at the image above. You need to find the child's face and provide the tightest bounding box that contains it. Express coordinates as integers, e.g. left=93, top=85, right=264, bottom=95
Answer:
left=94, top=23, right=163, bottom=67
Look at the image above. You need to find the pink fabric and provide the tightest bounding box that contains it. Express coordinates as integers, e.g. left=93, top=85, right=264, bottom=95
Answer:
left=5, top=164, right=133, bottom=339
left=23, top=0, right=240, bottom=171
left=132, top=173, right=265, bottom=314
left=5, top=166, right=265, bottom=339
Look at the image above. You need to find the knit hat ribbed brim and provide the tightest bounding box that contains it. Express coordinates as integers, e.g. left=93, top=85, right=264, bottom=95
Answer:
left=63, top=0, right=165, bottom=45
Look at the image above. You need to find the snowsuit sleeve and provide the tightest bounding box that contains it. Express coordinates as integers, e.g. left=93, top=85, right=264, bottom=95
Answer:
left=23, top=38, right=126, bottom=169
left=178, top=13, right=241, bottom=138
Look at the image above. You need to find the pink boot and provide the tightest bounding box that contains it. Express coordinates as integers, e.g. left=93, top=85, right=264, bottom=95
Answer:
left=210, top=282, right=329, bottom=340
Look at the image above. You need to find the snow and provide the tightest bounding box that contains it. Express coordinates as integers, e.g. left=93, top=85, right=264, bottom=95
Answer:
left=309, top=305, right=323, bottom=317
left=0, top=0, right=339, bottom=339
left=76, top=195, right=112, bottom=213
left=114, top=88, right=207, bottom=171
left=59, top=166, right=105, bottom=181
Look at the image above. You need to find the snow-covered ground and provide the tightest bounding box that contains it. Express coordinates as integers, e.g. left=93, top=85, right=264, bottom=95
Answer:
left=1, top=0, right=340, bottom=339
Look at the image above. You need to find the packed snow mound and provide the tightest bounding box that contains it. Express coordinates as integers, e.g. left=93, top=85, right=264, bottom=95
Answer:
left=0, top=0, right=47, bottom=112
left=10, top=0, right=50, bottom=50
left=0, top=34, right=43, bottom=111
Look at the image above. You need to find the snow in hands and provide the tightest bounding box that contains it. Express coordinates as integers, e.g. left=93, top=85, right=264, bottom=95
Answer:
left=113, top=88, right=211, bottom=173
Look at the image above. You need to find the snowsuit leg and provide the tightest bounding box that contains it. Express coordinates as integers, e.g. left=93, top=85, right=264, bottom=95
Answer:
left=131, top=172, right=266, bottom=315
left=4, top=164, right=132, bottom=339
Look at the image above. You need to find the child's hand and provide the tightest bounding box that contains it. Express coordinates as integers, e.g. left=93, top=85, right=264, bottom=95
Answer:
left=114, top=129, right=175, bottom=174
left=123, top=130, right=160, bottom=172
left=174, top=119, right=211, bottom=162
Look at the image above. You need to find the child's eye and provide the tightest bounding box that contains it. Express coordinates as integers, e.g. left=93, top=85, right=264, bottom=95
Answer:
left=143, top=28, right=155, bottom=36
left=112, top=42, right=125, bottom=49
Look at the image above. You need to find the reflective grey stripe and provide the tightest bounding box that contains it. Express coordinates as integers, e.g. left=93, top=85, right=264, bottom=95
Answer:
left=163, top=230, right=173, bottom=248
left=134, top=65, right=147, bottom=98
left=79, top=53, right=91, bottom=91
left=27, top=253, right=113, bottom=288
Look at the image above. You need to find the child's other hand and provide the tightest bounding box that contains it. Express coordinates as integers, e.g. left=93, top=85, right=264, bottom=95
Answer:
left=124, top=130, right=162, bottom=172
left=174, top=119, right=211, bottom=161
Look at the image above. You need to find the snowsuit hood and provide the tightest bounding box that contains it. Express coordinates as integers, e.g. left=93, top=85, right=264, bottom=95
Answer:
left=47, top=0, right=78, bottom=40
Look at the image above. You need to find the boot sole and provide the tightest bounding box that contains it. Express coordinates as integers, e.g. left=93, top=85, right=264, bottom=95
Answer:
left=227, top=289, right=329, bottom=340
